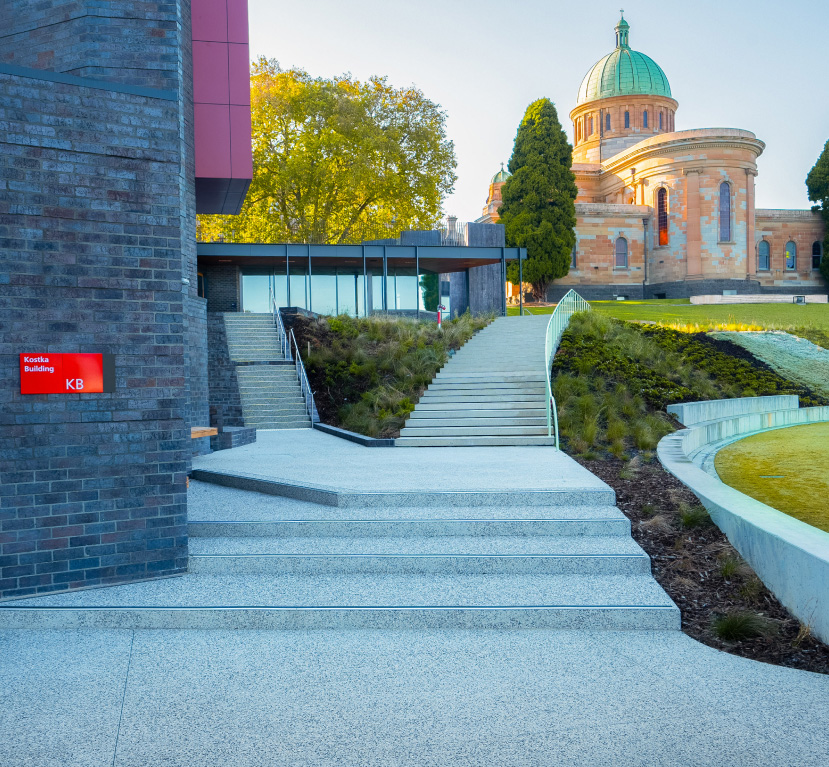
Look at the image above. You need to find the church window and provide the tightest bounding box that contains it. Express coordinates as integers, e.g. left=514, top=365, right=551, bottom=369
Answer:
left=606, top=113, right=611, bottom=132
left=615, top=237, right=628, bottom=268
left=589, top=116, right=593, bottom=135
left=758, top=240, right=770, bottom=270
left=719, top=182, right=731, bottom=242
left=659, top=112, right=663, bottom=130
left=786, top=241, right=797, bottom=270
left=643, top=110, right=648, bottom=128
left=813, top=241, right=823, bottom=269
left=657, top=188, right=668, bottom=246
left=624, top=111, right=630, bottom=129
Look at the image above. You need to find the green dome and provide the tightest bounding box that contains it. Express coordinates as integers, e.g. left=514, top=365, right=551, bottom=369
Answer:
left=577, top=15, right=672, bottom=106
left=491, top=164, right=511, bottom=183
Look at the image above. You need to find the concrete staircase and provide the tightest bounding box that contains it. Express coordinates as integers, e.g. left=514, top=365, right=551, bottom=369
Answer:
left=398, top=315, right=555, bottom=447
left=223, top=313, right=311, bottom=430
left=0, top=478, right=680, bottom=631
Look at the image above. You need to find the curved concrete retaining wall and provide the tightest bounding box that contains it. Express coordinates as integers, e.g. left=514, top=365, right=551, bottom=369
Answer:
left=658, top=401, right=829, bottom=642
left=667, top=395, right=799, bottom=427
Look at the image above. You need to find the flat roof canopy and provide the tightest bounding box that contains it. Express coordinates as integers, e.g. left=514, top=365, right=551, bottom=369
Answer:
left=197, top=242, right=527, bottom=273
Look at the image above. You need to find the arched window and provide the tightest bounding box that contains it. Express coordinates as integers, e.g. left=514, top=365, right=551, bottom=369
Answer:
left=615, top=237, right=628, bottom=268
left=659, top=112, right=663, bottom=130
left=758, top=240, right=770, bottom=271
left=643, top=110, right=648, bottom=128
left=786, top=241, right=797, bottom=270
left=657, top=188, right=668, bottom=246
left=719, top=182, right=731, bottom=242
left=812, top=241, right=823, bottom=270
left=588, top=116, right=593, bottom=135
left=624, top=111, right=630, bottom=129
left=577, top=122, right=581, bottom=142
left=605, top=113, right=611, bottom=132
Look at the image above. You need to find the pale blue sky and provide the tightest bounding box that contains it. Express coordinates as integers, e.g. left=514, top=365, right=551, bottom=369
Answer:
left=248, top=0, right=827, bottom=222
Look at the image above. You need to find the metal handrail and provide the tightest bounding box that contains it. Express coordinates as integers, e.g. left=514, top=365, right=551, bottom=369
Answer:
left=544, top=289, right=591, bottom=449
left=271, top=292, right=291, bottom=361
left=289, top=328, right=319, bottom=423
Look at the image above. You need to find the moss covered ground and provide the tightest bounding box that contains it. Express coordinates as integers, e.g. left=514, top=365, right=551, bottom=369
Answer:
left=714, top=423, right=829, bottom=533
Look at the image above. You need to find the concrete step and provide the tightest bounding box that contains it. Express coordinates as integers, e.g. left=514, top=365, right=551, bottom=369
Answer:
left=434, top=373, right=546, bottom=382
left=408, top=409, right=547, bottom=420
left=187, top=515, right=632, bottom=539
left=0, top=573, right=679, bottom=630
left=399, top=426, right=550, bottom=437
left=395, top=436, right=557, bottom=447
left=402, top=417, right=548, bottom=428
left=414, top=400, right=548, bottom=411
left=419, top=394, right=545, bottom=404
left=426, top=382, right=547, bottom=391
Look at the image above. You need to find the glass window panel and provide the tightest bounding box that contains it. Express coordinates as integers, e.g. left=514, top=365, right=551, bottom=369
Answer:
left=337, top=272, right=357, bottom=317
left=786, top=241, right=797, bottom=270
left=759, top=241, right=770, bottom=271
left=615, top=237, right=628, bottom=268
left=643, top=110, right=648, bottom=128
left=624, top=111, right=630, bottom=128
left=813, top=242, right=823, bottom=270
left=241, top=272, right=272, bottom=313
left=719, top=183, right=731, bottom=242
left=289, top=273, right=307, bottom=310
left=657, top=189, right=668, bottom=246
left=311, top=273, right=337, bottom=315
left=370, top=272, right=384, bottom=312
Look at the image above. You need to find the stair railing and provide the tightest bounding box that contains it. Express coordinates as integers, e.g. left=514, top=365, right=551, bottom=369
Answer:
left=270, top=291, right=291, bottom=361
left=289, top=328, right=320, bottom=423
left=545, top=289, right=591, bottom=449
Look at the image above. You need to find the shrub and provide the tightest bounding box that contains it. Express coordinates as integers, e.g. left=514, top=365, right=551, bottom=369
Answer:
left=712, top=611, right=776, bottom=641
left=680, top=504, right=711, bottom=529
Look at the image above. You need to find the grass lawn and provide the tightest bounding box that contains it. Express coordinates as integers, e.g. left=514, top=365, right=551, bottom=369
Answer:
left=508, top=299, right=829, bottom=346
left=714, top=422, right=829, bottom=533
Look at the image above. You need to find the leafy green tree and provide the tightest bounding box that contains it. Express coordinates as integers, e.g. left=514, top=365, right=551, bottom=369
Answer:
left=499, top=98, right=577, bottom=300
left=198, top=58, right=457, bottom=244
left=419, top=273, right=439, bottom=312
left=806, top=139, right=829, bottom=283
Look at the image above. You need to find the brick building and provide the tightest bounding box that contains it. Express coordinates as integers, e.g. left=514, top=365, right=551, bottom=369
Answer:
left=480, top=14, right=827, bottom=300
left=0, top=0, right=252, bottom=600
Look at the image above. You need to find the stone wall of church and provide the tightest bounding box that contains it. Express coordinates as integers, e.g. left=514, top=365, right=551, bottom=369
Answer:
left=551, top=204, right=649, bottom=296
left=754, top=210, right=826, bottom=290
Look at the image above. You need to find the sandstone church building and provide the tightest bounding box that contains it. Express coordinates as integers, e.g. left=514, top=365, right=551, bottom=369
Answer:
left=480, top=14, right=827, bottom=300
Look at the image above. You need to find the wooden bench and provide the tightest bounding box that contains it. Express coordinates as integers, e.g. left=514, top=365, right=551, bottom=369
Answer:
left=191, top=426, right=218, bottom=439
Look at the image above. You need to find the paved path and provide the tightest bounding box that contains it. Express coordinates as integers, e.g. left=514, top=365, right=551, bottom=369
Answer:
left=1, top=430, right=827, bottom=764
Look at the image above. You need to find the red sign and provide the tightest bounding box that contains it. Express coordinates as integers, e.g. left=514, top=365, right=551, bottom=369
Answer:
left=20, top=353, right=110, bottom=394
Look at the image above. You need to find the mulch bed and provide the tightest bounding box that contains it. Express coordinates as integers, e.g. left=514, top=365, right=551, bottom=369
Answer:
left=576, top=455, right=829, bottom=674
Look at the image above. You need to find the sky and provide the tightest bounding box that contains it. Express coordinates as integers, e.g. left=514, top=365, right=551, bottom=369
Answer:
left=247, top=0, right=828, bottom=223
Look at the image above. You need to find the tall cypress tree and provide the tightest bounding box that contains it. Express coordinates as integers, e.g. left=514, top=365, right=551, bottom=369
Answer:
left=499, top=98, right=577, bottom=300
left=806, top=139, right=829, bottom=283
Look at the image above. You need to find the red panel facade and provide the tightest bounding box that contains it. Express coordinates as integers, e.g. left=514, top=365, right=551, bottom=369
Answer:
left=192, top=0, right=252, bottom=214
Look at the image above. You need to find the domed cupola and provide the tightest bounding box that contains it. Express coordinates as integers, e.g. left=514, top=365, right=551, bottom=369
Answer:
left=570, top=14, right=678, bottom=164
left=491, top=164, right=511, bottom=184
left=577, top=14, right=672, bottom=105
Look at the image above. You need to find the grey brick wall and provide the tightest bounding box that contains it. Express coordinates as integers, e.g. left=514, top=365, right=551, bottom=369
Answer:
left=0, top=1, right=181, bottom=90
left=0, top=0, right=201, bottom=600
left=206, top=314, right=244, bottom=427
left=202, top=264, right=240, bottom=313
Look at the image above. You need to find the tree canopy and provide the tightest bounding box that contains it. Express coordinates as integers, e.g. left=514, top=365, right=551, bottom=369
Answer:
left=198, top=58, right=457, bottom=244
left=499, top=98, right=577, bottom=299
left=806, top=139, right=829, bottom=283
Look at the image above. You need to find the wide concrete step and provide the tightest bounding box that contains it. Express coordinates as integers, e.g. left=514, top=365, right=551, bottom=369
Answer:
left=247, top=423, right=312, bottom=430
left=409, top=409, right=547, bottom=419
left=426, top=382, right=547, bottom=392
left=434, top=372, right=546, bottom=382
left=190, top=553, right=650, bottom=576
left=419, top=394, right=545, bottom=404
left=414, top=400, right=548, bottom=411
left=402, top=417, right=548, bottom=429
left=395, top=435, right=557, bottom=447
left=0, top=573, right=679, bottom=629
left=399, top=426, right=550, bottom=437
left=187, top=514, right=632, bottom=539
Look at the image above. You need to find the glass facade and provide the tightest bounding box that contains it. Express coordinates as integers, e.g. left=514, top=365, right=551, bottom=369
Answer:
left=240, top=264, right=432, bottom=316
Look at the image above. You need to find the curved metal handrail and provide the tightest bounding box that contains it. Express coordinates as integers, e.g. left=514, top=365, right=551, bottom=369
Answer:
left=544, top=289, right=591, bottom=449
left=289, top=328, right=319, bottom=423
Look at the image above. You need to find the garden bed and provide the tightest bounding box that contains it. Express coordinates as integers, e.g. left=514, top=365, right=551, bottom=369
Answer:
left=578, top=454, right=829, bottom=674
